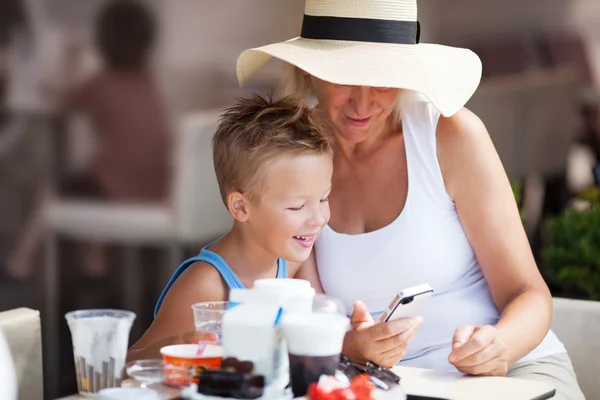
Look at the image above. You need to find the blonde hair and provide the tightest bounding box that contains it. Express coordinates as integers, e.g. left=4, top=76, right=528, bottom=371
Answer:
left=279, top=63, right=407, bottom=121
left=212, top=94, right=332, bottom=205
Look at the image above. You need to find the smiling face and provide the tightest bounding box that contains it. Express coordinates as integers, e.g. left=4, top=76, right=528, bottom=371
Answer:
left=310, top=77, right=401, bottom=145
left=242, top=153, right=333, bottom=263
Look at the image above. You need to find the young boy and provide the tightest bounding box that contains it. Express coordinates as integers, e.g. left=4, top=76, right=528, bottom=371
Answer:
left=128, top=94, right=332, bottom=358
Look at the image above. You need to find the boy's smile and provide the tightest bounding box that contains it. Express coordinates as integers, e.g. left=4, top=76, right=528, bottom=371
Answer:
left=247, top=153, right=333, bottom=263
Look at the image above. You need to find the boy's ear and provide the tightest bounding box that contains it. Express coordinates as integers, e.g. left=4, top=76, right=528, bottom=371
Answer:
left=227, top=192, right=250, bottom=222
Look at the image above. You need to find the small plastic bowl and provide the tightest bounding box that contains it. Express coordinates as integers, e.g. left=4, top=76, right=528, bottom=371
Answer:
left=125, top=359, right=165, bottom=386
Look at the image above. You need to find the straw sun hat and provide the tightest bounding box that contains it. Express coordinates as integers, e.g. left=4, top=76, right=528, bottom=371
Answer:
left=236, top=0, right=482, bottom=117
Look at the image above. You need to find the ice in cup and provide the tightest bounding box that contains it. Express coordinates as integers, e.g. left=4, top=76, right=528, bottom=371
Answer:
left=65, top=309, right=136, bottom=396
left=190, top=301, right=228, bottom=341
left=280, top=313, right=350, bottom=397
left=160, top=343, right=222, bottom=386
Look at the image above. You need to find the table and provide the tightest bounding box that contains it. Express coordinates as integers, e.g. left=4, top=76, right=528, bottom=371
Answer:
left=56, top=366, right=556, bottom=400
left=394, top=366, right=555, bottom=400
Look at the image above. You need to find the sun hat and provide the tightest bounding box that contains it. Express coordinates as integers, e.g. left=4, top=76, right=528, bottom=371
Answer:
left=236, top=0, right=482, bottom=117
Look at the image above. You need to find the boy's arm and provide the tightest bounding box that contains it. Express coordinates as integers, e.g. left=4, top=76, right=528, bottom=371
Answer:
left=127, top=261, right=228, bottom=362
left=291, top=250, right=324, bottom=294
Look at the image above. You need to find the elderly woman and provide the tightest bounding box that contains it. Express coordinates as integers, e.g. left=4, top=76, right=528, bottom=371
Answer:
left=235, top=0, right=584, bottom=399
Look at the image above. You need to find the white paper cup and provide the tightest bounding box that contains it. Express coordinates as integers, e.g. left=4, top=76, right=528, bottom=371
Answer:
left=65, top=309, right=136, bottom=396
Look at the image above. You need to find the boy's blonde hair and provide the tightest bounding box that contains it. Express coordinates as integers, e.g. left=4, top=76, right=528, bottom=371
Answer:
left=212, top=94, right=332, bottom=204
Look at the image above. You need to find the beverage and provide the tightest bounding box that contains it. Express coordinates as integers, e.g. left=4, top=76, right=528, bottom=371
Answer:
left=65, top=310, right=136, bottom=396
left=280, top=313, right=349, bottom=397
left=288, top=353, right=340, bottom=396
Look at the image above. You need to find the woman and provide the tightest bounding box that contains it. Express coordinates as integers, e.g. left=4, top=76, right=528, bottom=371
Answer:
left=235, top=1, right=584, bottom=398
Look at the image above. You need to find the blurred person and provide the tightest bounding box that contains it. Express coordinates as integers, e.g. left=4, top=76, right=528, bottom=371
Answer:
left=62, top=0, right=170, bottom=203
left=5, top=0, right=171, bottom=280
left=127, top=95, right=332, bottom=361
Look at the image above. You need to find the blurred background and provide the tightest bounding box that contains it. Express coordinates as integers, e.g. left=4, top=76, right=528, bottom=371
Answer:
left=0, top=0, right=598, bottom=398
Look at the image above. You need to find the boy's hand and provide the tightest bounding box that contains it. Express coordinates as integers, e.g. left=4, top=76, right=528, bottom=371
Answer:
left=342, top=301, right=423, bottom=368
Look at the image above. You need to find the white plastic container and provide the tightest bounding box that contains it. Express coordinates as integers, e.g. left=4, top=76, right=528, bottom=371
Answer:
left=221, top=298, right=283, bottom=386
left=252, top=278, right=315, bottom=314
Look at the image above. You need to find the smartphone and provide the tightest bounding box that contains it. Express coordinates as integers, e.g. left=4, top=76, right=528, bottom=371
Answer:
left=378, top=283, right=433, bottom=323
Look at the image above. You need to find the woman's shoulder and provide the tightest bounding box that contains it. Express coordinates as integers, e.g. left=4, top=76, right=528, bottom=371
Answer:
left=437, top=107, right=487, bottom=143
left=436, top=107, right=495, bottom=198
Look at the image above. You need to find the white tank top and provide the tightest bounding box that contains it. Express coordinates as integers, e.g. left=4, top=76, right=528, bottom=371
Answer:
left=315, top=92, right=565, bottom=371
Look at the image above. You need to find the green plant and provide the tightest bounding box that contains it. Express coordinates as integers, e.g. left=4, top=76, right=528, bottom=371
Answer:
left=510, top=180, right=525, bottom=220
left=542, top=188, right=600, bottom=300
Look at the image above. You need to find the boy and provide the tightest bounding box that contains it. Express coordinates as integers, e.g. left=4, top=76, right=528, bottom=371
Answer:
left=128, top=95, right=332, bottom=358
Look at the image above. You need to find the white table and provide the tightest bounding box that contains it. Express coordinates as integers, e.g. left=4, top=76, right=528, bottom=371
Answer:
left=56, top=366, right=556, bottom=400
left=394, top=366, right=555, bottom=400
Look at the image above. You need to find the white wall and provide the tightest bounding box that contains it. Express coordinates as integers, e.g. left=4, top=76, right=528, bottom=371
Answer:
left=158, top=0, right=305, bottom=112
left=420, top=0, right=600, bottom=85
left=421, top=0, right=572, bottom=45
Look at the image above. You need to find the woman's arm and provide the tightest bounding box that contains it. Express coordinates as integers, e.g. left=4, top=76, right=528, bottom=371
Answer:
left=127, top=262, right=228, bottom=362
left=437, top=108, right=553, bottom=375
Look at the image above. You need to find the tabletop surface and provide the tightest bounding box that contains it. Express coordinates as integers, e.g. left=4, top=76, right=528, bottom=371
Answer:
left=56, top=366, right=556, bottom=400
left=394, top=366, right=555, bottom=400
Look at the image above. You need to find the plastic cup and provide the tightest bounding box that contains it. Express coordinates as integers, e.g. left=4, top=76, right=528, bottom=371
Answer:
left=280, top=313, right=349, bottom=397
left=190, top=301, right=228, bottom=340
left=65, top=309, right=136, bottom=397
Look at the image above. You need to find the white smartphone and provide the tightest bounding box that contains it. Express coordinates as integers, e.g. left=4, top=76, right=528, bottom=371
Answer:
left=378, top=283, right=433, bottom=323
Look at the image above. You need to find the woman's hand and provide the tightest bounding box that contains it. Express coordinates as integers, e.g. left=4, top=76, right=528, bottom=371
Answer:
left=343, top=301, right=423, bottom=368
left=448, top=325, right=509, bottom=376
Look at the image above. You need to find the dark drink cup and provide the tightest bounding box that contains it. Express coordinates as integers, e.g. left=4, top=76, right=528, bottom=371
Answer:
left=280, top=313, right=349, bottom=397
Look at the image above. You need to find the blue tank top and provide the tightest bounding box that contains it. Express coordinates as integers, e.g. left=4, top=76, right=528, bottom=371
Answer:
left=154, top=247, right=288, bottom=316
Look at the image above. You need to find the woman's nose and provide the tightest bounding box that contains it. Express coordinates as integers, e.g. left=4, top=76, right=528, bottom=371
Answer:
left=350, top=86, right=373, bottom=116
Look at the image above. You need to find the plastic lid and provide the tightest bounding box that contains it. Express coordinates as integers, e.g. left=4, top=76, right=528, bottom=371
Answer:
left=97, top=388, right=160, bottom=400
left=253, top=278, right=312, bottom=290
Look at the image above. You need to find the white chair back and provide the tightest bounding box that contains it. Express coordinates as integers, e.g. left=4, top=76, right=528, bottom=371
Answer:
left=552, top=297, right=600, bottom=400
left=172, top=110, right=232, bottom=244
left=0, top=308, right=43, bottom=400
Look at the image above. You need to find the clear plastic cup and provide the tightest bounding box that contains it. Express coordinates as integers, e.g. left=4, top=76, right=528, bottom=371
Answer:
left=190, top=301, right=228, bottom=341
left=65, top=309, right=136, bottom=397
